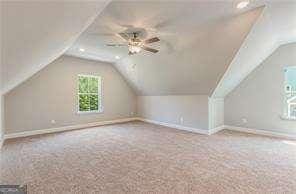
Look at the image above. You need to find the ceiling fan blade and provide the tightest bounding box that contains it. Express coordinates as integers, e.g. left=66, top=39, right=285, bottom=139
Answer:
left=106, top=44, right=126, bottom=47
left=142, top=46, right=159, bottom=53
left=118, top=32, right=130, bottom=41
left=144, top=37, right=160, bottom=44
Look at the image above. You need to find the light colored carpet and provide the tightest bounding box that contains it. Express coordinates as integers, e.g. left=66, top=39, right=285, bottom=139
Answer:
left=1, top=121, right=296, bottom=194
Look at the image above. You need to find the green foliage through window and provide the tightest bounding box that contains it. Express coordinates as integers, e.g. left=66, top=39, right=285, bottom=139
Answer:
left=78, top=75, right=101, bottom=112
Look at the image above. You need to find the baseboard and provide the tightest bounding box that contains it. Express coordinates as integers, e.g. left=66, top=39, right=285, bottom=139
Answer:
left=208, top=125, right=226, bottom=135
left=224, top=125, right=296, bottom=140
left=4, top=117, right=138, bottom=140
left=137, top=117, right=209, bottom=135
left=4, top=117, right=294, bottom=144
left=137, top=118, right=296, bottom=140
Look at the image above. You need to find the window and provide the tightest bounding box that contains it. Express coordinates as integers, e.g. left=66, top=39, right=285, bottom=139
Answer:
left=78, top=75, right=102, bottom=113
left=284, top=67, right=296, bottom=119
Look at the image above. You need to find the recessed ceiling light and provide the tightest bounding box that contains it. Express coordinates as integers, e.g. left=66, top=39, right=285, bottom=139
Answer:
left=237, top=1, right=249, bottom=9
left=115, top=56, right=120, bottom=59
left=79, top=48, right=85, bottom=52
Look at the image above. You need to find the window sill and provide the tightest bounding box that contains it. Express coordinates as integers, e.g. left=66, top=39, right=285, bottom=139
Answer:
left=77, top=110, right=103, bottom=115
left=280, top=115, right=296, bottom=121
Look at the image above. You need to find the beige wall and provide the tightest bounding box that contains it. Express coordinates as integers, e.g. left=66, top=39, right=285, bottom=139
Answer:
left=225, top=43, right=296, bottom=135
left=0, top=95, right=3, bottom=145
left=137, top=95, right=209, bottom=130
left=0, top=2, right=3, bottom=144
left=4, top=55, right=136, bottom=133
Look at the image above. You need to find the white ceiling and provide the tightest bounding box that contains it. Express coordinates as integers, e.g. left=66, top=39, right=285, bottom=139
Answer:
left=67, top=0, right=266, bottom=95
left=1, top=1, right=110, bottom=94
left=213, top=1, right=296, bottom=98
left=2, top=1, right=295, bottom=97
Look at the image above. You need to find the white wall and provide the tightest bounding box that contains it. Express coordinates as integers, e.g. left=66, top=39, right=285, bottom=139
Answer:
left=225, top=43, right=296, bottom=135
left=208, top=98, right=224, bottom=129
left=137, top=95, right=209, bottom=130
left=4, top=55, right=136, bottom=134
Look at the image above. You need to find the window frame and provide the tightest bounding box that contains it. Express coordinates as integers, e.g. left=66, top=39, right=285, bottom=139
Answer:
left=283, top=66, right=296, bottom=120
left=287, top=100, right=296, bottom=119
left=77, top=74, right=103, bottom=114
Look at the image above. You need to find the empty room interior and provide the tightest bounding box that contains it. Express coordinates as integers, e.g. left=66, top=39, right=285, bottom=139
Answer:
left=1, top=0, right=296, bottom=193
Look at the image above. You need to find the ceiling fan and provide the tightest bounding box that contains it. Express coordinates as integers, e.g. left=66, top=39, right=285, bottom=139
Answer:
left=106, top=32, right=160, bottom=55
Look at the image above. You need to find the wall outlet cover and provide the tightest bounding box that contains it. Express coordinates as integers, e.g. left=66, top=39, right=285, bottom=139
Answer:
left=180, top=117, right=184, bottom=124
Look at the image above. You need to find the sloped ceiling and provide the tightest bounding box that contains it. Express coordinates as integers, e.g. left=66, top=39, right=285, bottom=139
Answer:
left=3, top=1, right=294, bottom=97
left=1, top=1, right=110, bottom=94
left=212, top=1, right=296, bottom=98
left=67, top=1, right=264, bottom=95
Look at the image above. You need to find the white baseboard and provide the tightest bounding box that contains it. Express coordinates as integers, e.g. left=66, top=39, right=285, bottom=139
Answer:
left=137, top=117, right=209, bottom=135
left=208, top=125, right=226, bottom=135
left=3, top=117, right=294, bottom=145
left=224, top=125, right=296, bottom=140
left=137, top=118, right=296, bottom=140
left=4, top=117, right=138, bottom=140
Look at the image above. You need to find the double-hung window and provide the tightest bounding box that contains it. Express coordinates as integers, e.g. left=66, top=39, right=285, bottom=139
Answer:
left=78, top=75, right=102, bottom=113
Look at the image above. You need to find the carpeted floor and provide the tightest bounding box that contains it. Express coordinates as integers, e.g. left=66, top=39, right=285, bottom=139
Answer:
left=1, top=121, right=296, bottom=193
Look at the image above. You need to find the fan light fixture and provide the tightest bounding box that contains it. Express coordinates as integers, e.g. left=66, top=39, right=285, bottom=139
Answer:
left=237, top=1, right=249, bottom=9
left=106, top=32, right=160, bottom=55
left=129, top=45, right=142, bottom=54
left=128, top=37, right=143, bottom=54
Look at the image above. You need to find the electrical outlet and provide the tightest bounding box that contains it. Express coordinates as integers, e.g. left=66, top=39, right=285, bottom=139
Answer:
left=51, top=120, right=56, bottom=124
left=180, top=117, right=184, bottom=124
left=130, top=111, right=134, bottom=116
left=242, top=118, right=247, bottom=124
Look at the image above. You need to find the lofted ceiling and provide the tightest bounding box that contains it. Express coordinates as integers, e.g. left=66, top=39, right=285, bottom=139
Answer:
left=67, top=0, right=264, bottom=95
left=0, top=1, right=110, bottom=94
left=1, top=1, right=295, bottom=97
left=213, top=1, right=296, bottom=98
